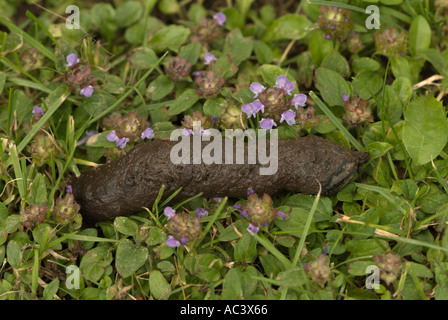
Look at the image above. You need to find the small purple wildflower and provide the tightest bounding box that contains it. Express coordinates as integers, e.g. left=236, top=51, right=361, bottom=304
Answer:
left=66, top=185, right=73, bottom=194
left=200, top=127, right=211, bottom=137
left=274, top=75, right=294, bottom=95
left=166, top=235, right=181, bottom=247
left=276, top=210, right=286, bottom=220
left=252, top=100, right=265, bottom=113
left=249, top=82, right=266, bottom=98
left=259, top=118, right=277, bottom=130
left=180, top=236, right=189, bottom=245
left=196, top=207, right=209, bottom=218
left=242, top=103, right=257, bottom=118
left=116, top=137, right=129, bottom=149
left=141, top=127, right=154, bottom=140
left=233, top=204, right=242, bottom=210
left=325, top=34, right=332, bottom=40
left=164, top=207, right=176, bottom=220
left=213, top=12, right=226, bottom=26
left=182, top=128, right=194, bottom=136
left=342, top=93, right=350, bottom=102
left=32, top=106, right=45, bottom=116
left=107, top=130, right=118, bottom=142
left=324, top=246, right=329, bottom=255
left=291, top=93, right=307, bottom=109
left=280, top=110, right=296, bottom=126
left=66, top=53, right=80, bottom=67
left=240, top=210, right=249, bottom=218
left=193, top=71, right=205, bottom=77
left=211, top=116, right=218, bottom=121
left=247, top=188, right=255, bottom=195
left=76, top=130, right=98, bottom=146
left=262, top=222, right=269, bottom=227
left=204, top=53, right=217, bottom=65
left=80, top=85, right=94, bottom=98
left=247, top=223, right=259, bottom=235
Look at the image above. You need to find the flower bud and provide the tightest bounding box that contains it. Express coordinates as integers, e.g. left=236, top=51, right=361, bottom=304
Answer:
left=53, top=193, right=82, bottom=229
left=220, top=101, right=245, bottom=129
left=21, top=203, right=47, bottom=228
left=373, top=251, right=402, bottom=286
left=343, top=96, right=374, bottom=127
left=195, top=70, right=225, bottom=97
left=28, top=132, right=58, bottom=167
left=317, top=6, right=354, bottom=41
left=374, top=26, right=407, bottom=58
left=166, top=56, right=192, bottom=81
left=165, top=212, right=201, bottom=246
left=304, top=254, right=331, bottom=287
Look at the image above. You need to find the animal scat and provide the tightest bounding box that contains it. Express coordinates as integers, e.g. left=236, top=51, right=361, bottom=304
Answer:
left=71, top=135, right=369, bottom=222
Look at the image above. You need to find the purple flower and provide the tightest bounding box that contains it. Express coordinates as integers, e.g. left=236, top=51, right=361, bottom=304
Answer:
left=204, top=53, right=217, bottom=65
left=141, top=128, right=154, bottom=140
left=200, top=127, right=211, bottom=137
left=252, top=100, right=265, bottom=113
left=77, top=130, right=98, bottom=146
left=164, top=207, right=176, bottom=220
left=80, top=85, right=94, bottom=98
left=342, top=93, right=350, bottom=102
left=66, top=53, right=80, bottom=67
left=116, top=137, right=129, bottom=149
left=181, top=128, right=194, bottom=136
left=193, top=71, right=205, bottom=77
left=213, top=12, right=226, bottom=26
left=242, top=103, right=257, bottom=118
left=259, top=118, right=277, bottom=130
left=325, top=34, right=332, bottom=40
left=291, top=93, right=307, bottom=109
left=66, top=185, right=73, bottom=194
left=324, top=246, right=329, bottom=255
left=250, top=82, right=266, bottom=98
left=196, top=207, right=209, bottom=218
left=276, top=210, right=286, bottom=220
left=247, top=188, right=255, bottom=195
left=166, top=236, right=181, bottom=247
left=240, top=210, right=248, bottom=218
left=107, top=130, right=118, bottom=142
left=180, top=236, right=189, bottom=245
left=32, top=106, right=45, bottom=116
left=274, top=75, right=294, bottom=95
left=233, top=204, right=242, bottom=210
left=262, top=222, right=269, bottom=227
left=247, top=223, right=259, bottom=235
left=280, top=110, right=296, bottom=126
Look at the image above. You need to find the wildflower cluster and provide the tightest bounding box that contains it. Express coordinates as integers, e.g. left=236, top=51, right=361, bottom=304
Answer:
left=233, top=189, right=287, bottom=235
left=304, top=254, right=332, bottom=287
left=317, top=5, right=354, bottom=41
left=64, top=53, right=96, bottom=98
left=374, top=251, right=402, bottom=286
left=342, top=94, right=374, bottom=127
left=242, top=75, right=319, bottom=132
left=163, top=207, right=208, bottom=247
left=374, top=26, right=408, bottom=58
left=103, top=111, right=154, bottom=150
left=180, top=111, right=216, bottom=136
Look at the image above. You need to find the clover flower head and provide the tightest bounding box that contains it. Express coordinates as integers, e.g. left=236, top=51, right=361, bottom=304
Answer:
left=280, top=110, right=296, bottom=126
left=80, top=85, right=94, bottom=98
left=259, top=118, right=277, bottom=130
left=32, top=106, right=45, bottom=116
left=274, top=75, right=294, bottom=95
left=164, top=207, right=176, bottom=220
left=213, top=12, right=226, bottom=26
left=66, top=53, right=80, bottom=67
left=204, top=52, right=217, bottom=65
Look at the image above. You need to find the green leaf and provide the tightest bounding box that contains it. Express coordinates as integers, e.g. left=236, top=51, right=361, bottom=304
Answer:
left=6, top=240, right=22, bottom=268
left=403, top=95, right=448, bottom=165
left=409, top=16, right=431, bottom=56
left=320, top=52, right=350, bottom=77
left=263, top=14, right=312, bottom=42
left=149, top=270, right=171, bottom=300
left=85, top=131, right=116, bottom=148
left=254, top=40, right=274, bottom=64
left=234, top=234, right=257, bottom=264
left=351, top=70, right=383, bottom=100
left=79, top=244, right=113, bottom=282
left=148, top=25, right=190, bottom=53
left=309, top=29, right=334, bottom=67
left=196, top=254, right=223, bottom=282
left=364, top=142, right=393, bottom=160
left=346, top=239, right=389, bottom=256
left=419, top=49, right=448, bottom=78
left=315, top=68, right=350, bottom=107
left=222, top=268, right=243, bottom=299
left=116, top=239, right=148, bottom=278
left=167, top=89, right=199, bottom=116
left=30, top=173, right=47, bottom=205
left=115, top=1, right=142, bottom=27
left=257, top=64, right=296, bottom=89
left=223, top=29, right=253, bottom=65
left=284, top=194, right=333, bottom=222
left=203, top=98, right=227, bottom=117
left=146, top=75, right=174, bottom=101
left=179, top=41, right=201, bottom=65
left=129, top=48, right=159, bottom=70
left=276, top=207, right=312, bottom=236
left=43, top=279, right=60, bottom=300
left=348, top=261, right=373, bottom=276
left=114, top=217, right=138, bottom=236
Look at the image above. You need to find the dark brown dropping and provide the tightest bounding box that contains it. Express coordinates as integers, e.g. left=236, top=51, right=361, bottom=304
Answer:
left=71, top=135, right=369, bottom=222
